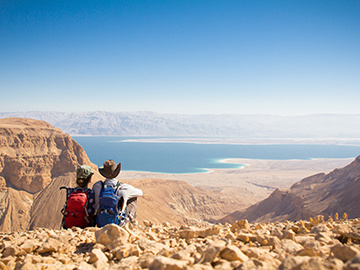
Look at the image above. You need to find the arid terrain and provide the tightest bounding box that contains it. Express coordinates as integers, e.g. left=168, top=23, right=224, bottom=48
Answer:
left=0, top=118, right=255, bottom=231
left=1, top=117, right=360, bottom=269
left=121, top=158, right=352, bottom=202
left=1, top=216, right=360, bottom=269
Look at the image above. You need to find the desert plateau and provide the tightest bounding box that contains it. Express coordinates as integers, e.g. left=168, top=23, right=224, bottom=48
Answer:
left=1, top=117, right=360, bottom=269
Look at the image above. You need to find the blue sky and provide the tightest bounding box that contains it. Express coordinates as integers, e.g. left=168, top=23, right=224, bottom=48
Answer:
left=1, top=0, right=359, bottom=115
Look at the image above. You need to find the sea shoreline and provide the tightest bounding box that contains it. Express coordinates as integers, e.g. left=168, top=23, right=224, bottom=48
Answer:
left=120, top=157, right=354, bottom=203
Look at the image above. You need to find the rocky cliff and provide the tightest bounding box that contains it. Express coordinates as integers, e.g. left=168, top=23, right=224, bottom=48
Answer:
left=0, top=117, right=97, bottom=231
left=220, top=156, right=360, bottom=224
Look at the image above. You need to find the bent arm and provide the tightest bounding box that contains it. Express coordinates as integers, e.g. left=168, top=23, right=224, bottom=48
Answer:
left=117, top=184, right=143, bottom=212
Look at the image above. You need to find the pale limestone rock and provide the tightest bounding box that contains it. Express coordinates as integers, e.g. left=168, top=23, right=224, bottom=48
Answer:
left=299, top=257, right=343, bottom=270
left=271, top=226, right=284, bottom=238
left=334, top=224, right=360, bottom=241
left=171, top=250, right=195, bottom=265
left=282, top=229, right=295, bottom=241
left=1, top=241, right=12, bottom=250
left=78, top=261, right=97, bottom=270
left=112, top=256, right=140, bottom=270
left=2, top=245, right=26, bottom=257
left=15, top=261, right=39, bottom=270
left=148, top=256, right=189, bottom=270
left=311, top=224, right=330, bottom=234
left=245, top=246, right=277, bottom=262
left=295, top=235, right=316, bottom=246
left=112, top=244, right=141, bottom=260
left=179, top=228, right=197, bottom=240
left=198, top=240, right=226, bottom=264
left=256, top=233, right=280, bottom=247
left=143, top=220, right=153, bottom=227
left=212, top=259, right=233, bottom=270
left=137, top=253, right=156, bottom=269
left=0, top=256, right=15, bottom=266
left=19, top=239, right=41, bottom=253
left=137, top=238, right=168, bottom=255
left=197, top=225, right=221, bottom=238
left=185, top=263, right=213, bottom=270
left=331, top=244, right=360, bottom=262
left=237, top=259, right=257, bottom=270
left=344, top=254, right=360, bottom=270
left=40, top=257, right=57, bottom=264
left=231, top=220, right=250, bottom=233
left=219, top=245, right=248, bottom=262
left=37, top=237, right=63, bottom=254
left=22, top=254, right=43, bottom=264
left=315, top=232, right=337, bottom=245
left=274, top=239, right=303, bottom=255
left=297, top=246, right=319, bottom=257
left=240, top=258, right=279, bottom=270
left=254, top=223, right=264, bottom=230
left=279, top=255, right=312, bottom=270
left=237, top=233, right=256, bottom=243
left=224, top=231, right=236, bottom=242
left=95, top=224, right=129, bottom=250
left=88, top=248, right=108, bottom=264
left=55, top=254, right=72, bottom=264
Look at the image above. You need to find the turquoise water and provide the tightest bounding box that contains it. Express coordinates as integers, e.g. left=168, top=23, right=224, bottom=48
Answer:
left=73, top=136, right=360, bottom=174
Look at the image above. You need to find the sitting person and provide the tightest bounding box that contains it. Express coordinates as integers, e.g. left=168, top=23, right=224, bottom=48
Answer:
left=61, top=165, right=96, bottom=229
left=92, top=159, right=143, bottom=227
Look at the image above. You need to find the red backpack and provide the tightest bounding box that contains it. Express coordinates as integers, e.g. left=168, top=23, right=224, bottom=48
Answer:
left=60, top=187, right=91, bottom=229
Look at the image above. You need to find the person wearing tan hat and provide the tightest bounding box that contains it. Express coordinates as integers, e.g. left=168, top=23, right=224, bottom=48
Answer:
left=92, top=159, right=143, bottom=227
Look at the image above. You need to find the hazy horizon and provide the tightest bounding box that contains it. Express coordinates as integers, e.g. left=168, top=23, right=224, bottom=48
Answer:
left=1, top=1, right=360, bottom=116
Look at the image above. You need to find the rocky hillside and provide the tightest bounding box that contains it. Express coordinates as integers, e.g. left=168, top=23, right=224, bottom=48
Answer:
left=1, top=111, right=360, bottom=138
left=0, top=117, right=98, bottom=231
left=0, top=117, right=248, bottom=232
left=1, top=216, right=360, bottom=269
left=133, top=178, right=250, bottom=226
left=220, top=156, right=360, bottom=224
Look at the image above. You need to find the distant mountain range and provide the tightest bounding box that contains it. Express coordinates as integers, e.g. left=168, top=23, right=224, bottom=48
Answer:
left=1, top=111, right=360, bottom=138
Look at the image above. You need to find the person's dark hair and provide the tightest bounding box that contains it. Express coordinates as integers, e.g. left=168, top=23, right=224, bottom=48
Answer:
left=76, top=175, right=92, bottom=188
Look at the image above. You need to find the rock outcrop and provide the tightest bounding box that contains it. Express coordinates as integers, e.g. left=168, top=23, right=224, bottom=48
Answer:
left=0, top=117, right=98, bottom=232
left=220, top=156, right=360, bottom=223
left=1, top=217, right=360, bottom=269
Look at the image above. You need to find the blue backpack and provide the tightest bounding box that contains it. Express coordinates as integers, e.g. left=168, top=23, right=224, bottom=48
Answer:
left=96, top=182, right=127, bottom=227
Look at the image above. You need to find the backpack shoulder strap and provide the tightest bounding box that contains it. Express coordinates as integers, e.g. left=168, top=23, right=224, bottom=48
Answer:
left=99, top=181, right=106, bottom=191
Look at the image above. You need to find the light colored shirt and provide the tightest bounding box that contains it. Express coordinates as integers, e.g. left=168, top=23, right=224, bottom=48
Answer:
left=92, top=178, right=143, bottom=212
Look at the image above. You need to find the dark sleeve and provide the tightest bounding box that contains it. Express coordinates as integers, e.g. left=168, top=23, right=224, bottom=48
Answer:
left=87, top=190, right=96, bottom=225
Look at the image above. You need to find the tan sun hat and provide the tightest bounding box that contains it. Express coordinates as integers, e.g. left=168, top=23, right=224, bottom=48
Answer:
left=99, top=159, right=121, bottom=179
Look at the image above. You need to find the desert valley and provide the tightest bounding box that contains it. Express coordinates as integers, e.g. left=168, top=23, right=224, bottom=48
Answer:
left=0, top=117, right=360, bottom=269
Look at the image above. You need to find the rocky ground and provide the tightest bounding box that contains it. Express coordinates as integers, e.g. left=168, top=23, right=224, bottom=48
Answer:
left=1, top=216, right=360, bottom=269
